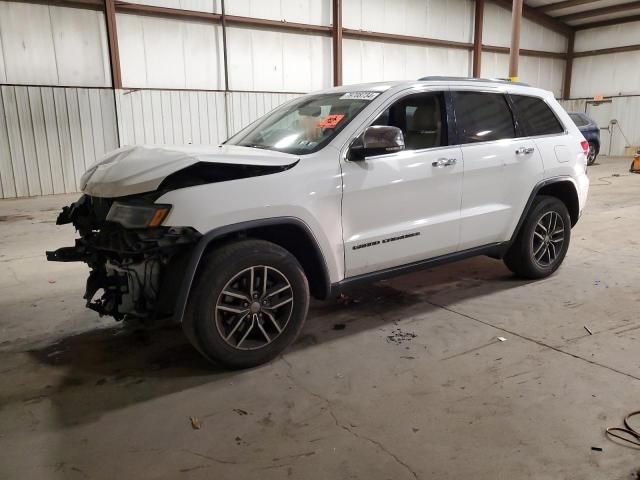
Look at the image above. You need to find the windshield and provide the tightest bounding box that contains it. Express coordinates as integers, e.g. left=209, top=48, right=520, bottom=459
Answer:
left=226, top=92, right=379, bottom=155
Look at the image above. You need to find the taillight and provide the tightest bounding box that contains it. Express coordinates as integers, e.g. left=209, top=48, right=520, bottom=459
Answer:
left=580, top=140, right=589, bottom=155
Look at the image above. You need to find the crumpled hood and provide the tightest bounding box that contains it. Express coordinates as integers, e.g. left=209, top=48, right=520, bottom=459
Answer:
left=81, top=144, right=300, bottom=198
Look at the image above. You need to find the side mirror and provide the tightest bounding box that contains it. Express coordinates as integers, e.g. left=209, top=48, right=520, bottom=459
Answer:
left=348, top=126, right=405, bottom=161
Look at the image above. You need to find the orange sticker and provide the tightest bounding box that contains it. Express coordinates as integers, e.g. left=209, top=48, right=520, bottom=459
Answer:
left=317, top=114, right=345, bottom=128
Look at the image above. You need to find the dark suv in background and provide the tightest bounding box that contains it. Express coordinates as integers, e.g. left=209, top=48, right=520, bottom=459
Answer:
left=569, top=112, right=600, bottom=165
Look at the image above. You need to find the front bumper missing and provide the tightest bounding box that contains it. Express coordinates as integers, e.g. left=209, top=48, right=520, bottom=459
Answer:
left=47, top=195, right=200, bottom=322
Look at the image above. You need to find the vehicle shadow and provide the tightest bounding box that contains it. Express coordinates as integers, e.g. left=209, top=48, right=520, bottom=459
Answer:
left=16, top=256, right=533, bottom=428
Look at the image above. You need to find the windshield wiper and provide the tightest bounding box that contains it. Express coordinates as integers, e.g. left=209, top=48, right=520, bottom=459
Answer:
left=243, top=143, right=272, bottom=150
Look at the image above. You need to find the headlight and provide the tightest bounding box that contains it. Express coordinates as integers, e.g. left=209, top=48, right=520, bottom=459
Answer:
left=106, top=202, right=171, bottom=228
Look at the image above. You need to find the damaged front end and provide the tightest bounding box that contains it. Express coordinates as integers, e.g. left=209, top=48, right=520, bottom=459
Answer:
left=47, top=195, right=200, bottom=323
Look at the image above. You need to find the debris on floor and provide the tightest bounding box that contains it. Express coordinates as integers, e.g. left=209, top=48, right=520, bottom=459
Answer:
left=591, top=446, right=603, bottom=452
left=337, top=293, right=360, bottom=305
left=233, top=408, right=249, bottom=416
left=386, top=328, right=417, bottom=345
left=584, top=326, right=594, bottom=335
left=497, top=336, right=507, bottom=342
left=189, top=416, right=202, bottom=430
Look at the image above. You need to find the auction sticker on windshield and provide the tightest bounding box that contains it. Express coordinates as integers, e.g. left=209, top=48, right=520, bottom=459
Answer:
left=317, top=114, right=345, bottom=128
left=339, top=92, right=380, bottom=101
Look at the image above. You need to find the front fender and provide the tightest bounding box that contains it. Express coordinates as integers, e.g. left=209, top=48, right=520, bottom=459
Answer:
left=171, top=217, right=331, bottom=325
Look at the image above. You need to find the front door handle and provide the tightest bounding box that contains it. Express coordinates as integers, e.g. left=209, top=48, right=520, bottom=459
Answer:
left=432, top=157, right=457, bottom=167
left=515, top=146, right=535, bottom=155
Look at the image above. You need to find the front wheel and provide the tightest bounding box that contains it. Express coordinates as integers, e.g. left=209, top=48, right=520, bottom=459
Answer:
left=185, top=239, right=310, bottom=369
left=504, top=196, right=571, bottom=279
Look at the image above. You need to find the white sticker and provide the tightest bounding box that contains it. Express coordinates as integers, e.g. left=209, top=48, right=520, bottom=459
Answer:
left=339, top=91, right=381, bottom=101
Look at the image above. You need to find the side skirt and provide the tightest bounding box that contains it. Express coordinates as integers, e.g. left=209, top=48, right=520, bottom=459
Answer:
left=330, top=242, right=507, bottom=296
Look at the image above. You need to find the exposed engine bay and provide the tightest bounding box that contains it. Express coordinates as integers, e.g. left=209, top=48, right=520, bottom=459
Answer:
left=47, top=194, right=200, bottom=322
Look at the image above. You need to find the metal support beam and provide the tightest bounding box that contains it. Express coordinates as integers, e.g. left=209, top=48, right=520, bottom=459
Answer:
left=538, top=0, right=601, bottom=13
left=473, top=0, right=485, bottom=77
left=492, top=0, right=574, bottom=36
left=104, top=0, right=122, bottom=89
left=220, top=0, right=230, bottom=91
left=332, top=0, right=343, bottom=86
left=116, top=2, right=220, bottom=20
left=509, top=0, right=524, bottom=80
left=563, top=31, right=574, bottom=99
left=575, top=14, right=640, bottom=30
left=2, top=0, right=103, bottom=9
left=342, top=29, right=473, bottom=50
left=482, top=45, right=566, bottom=59
left=557, top=1, right=640, bottom=22
left=573, top=43, right=640, bottom=58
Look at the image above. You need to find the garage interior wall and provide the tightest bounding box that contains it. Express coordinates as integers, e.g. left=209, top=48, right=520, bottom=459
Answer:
left=558, top=20, right=640, bottom=156
left=2, top=0, right=568, bottom=198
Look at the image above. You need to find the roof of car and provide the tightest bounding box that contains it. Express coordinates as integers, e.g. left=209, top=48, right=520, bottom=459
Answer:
left=320, top=77, right=554, bottom=98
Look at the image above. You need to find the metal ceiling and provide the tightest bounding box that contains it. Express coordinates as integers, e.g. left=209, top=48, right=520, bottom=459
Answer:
left=527, top=0, right=640, bottom=29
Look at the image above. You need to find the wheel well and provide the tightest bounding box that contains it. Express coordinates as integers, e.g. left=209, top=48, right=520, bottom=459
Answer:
left=204, top=223, right=331, bottom=300
left=537, top=181, right=580, bottom=226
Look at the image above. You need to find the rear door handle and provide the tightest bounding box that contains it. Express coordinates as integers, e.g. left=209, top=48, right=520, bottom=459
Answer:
left=432, top=157, right=457, bottom=167
left=515, top=146, right=535, bottom=155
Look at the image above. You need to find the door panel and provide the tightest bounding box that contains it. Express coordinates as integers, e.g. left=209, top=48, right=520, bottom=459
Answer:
left=342, top=146, right=463, bottom=277
left=453, top=90, right=544, bottom=249
left=457, top=139, right=541, bottom=249
left=341, top=88, right=462, bottom=277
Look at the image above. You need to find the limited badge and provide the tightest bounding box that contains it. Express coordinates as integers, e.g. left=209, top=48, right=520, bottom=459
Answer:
left=339, top=91, right=380, bottom=101
left=317, top=114, right=345, bottom=128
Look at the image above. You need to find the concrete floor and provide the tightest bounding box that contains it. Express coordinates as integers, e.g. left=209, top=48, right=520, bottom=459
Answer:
left=1, top=156, right=639, bottom=479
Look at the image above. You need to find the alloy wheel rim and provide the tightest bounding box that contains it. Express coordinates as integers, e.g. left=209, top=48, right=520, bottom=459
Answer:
left=532, top=211, right=565, bottom=268
left=215, top=266, right=294, bottom=351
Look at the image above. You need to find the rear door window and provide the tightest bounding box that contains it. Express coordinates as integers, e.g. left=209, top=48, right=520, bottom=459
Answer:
left=511, top=94, right=565, bottom=137
left=451, top=91, right=515, bottom=144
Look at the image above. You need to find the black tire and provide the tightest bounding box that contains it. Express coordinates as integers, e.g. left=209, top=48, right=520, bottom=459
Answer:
left=504, top=195, right=571, bottom=279
left=185, top=239, right=309, bottom=369
left=587, top=142, right=598, bottom=166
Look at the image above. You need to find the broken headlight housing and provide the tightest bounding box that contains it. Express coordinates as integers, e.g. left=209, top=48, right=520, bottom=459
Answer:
left=106, top=202, right=171, bottom=229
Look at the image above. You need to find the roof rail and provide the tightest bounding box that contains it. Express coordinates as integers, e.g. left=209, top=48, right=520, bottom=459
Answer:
left=418, top=76, right=529, bottom=86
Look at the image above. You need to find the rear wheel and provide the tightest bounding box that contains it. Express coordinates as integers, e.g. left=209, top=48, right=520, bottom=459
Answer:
left=504, top=196, right=571, bottom=279
left=587, top=142, right=598, bottom=166
left=185, top=239, right=309, bottom=369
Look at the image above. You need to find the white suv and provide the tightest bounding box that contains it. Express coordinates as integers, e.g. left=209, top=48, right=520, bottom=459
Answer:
left=48, top=77, right=590, bottom=368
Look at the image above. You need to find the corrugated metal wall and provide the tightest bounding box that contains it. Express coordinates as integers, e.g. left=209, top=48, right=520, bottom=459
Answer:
left=0, top=85, right=118, bottom=198
left=0, top=0, right=578, bottom=198
left=115, top=89, right=301, bottom=146
left=342, top=0, right=474, bottom=44
left=0, top=86, right=300, bottom=198
left=572, top=20, right=640, bottom=98
left=565, top=20, right=640, bottom=155
left=343, top=40, right=471, bottom=84
left=481, top=53, right=565, bottom=98
left=0, top=2, right=111, bottom=87
left=115, top=89, right=227, bottom=145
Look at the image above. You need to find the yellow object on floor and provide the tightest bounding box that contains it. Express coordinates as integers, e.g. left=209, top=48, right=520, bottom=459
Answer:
left=631, top=151, right=640, bottom=173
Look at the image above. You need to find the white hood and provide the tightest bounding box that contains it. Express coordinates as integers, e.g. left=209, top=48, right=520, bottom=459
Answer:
left=81, top=145, right=299, bottom=198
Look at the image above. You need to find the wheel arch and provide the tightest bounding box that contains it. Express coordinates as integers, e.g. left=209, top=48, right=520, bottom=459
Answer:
left=173, top=217, right=332, bottom=325
left=509, top=177, right=580, bottom=246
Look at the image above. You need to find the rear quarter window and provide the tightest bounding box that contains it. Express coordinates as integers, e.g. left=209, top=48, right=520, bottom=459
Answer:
left=510, top=94, right=565, bottom=137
